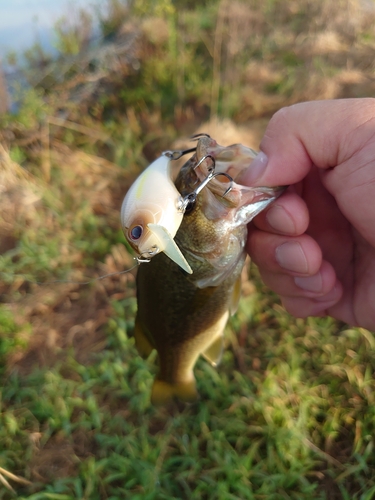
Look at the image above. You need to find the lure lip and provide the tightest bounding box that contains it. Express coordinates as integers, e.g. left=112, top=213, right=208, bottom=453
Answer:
left=147, top=223, right=193, bottom=274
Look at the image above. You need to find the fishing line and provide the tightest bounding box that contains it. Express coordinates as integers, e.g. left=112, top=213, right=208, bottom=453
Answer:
left=0, top=261, right=139, bottom=286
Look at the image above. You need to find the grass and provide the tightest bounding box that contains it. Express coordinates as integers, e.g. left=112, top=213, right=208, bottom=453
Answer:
left=1, top=0, right=375, bottom=498
left=1, top=276, right=375, bottom=499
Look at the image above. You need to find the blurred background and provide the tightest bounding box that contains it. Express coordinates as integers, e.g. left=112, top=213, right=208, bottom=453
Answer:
left=1, top=1, right=375, bottom=499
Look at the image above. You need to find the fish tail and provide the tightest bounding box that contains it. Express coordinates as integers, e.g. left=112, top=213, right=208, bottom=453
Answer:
left=151, top=378, right=198, bottom=405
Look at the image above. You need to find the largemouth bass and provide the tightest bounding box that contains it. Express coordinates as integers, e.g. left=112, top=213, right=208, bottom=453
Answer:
left=131, top=135, right=285, bottom=405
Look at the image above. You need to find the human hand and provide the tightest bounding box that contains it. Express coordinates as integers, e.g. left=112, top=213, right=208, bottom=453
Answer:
left=243, top=99, right=375, bottom=330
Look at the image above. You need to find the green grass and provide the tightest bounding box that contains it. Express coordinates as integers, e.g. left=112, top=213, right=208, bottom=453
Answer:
left=1, top=274, right=375, bottom=499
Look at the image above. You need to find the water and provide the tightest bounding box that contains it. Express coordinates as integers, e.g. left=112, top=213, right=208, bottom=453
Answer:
left=0, top=0, right=99, bottom=113
left=0, top=0, right=95, bottom=62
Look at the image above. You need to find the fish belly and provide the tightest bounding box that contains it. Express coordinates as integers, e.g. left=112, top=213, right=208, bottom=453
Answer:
left=135, top=252, right=235, bottom=404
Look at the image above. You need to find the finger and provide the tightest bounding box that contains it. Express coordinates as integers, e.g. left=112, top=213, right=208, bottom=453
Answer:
left=240, top=98, right=375, bottom=187
left=253, top=190, right=309, bottom=236
left=280, top=280, right=343, bottom=318
left=259, top=260, right=337, bottom=298
left=247, top=230, right=322, bottom=276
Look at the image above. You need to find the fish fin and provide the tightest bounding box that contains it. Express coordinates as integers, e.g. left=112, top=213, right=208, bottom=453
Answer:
left=229, top=275, right=242, bottom=315
left=134, top=317, right=154, bottom=358
left=202, top=335, right=223, bottom=367
left=151, top=378, right=198, bottom=405
left=147, top=223, right=193, bottom=274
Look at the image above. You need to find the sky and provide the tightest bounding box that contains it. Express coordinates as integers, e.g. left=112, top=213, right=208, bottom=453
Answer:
left=0, top=0, right=94, bottom=61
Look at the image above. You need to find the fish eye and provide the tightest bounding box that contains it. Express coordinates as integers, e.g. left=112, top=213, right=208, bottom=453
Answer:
left=129, top=225, right=143, bottom=240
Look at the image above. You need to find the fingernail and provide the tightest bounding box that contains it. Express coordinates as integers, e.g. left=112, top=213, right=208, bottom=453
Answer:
left=294, top=273, right=323, bottom=292
left=239, top=151, right=268, bottom=185
left=266, top=205, right=296, bottom=234
left=275, top=241, right=308, bottom=273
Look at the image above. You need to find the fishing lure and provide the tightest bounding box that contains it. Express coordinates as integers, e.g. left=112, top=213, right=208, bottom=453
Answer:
left=120, top=151, right=193, bottom=273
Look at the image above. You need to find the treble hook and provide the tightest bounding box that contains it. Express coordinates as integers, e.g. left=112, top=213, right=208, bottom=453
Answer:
left=162, top=147, right=196, bottom=160
left=214, top=172, right=234, bottom=198
left=194, top=153, right=215, bottom=173
left=190, top=132, right=211, bottom=141
left=162, top=133, right=211, bottom=159
left=178, top=154, right=234, bottom=211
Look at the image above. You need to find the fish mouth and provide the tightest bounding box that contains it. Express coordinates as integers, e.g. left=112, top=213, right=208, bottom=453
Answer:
left=171, top=139, right=288, bottom=288
left=231, top=184, right=287, bottom=225
left=178, top=137, right=287, bottom=226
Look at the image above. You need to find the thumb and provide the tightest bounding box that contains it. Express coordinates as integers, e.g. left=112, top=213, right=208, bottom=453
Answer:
left=242, top=98, right=375, bottom=187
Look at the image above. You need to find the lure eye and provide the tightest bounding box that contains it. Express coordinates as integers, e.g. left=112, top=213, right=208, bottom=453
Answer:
left=129, top=225, right=143, bottom=240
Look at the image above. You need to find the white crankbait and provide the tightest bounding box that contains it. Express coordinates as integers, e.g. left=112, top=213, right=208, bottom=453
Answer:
left=120, top=153, right=193, bottom=274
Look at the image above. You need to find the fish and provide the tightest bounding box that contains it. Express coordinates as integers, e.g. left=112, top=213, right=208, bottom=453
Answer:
left=131, top=135, right=285, bottom=405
